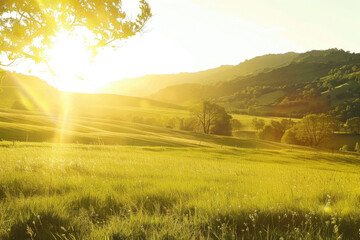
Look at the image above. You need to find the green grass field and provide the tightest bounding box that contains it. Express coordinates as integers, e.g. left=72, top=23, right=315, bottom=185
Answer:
left=0, top=91, right=359, bottom=239
left=231, top=114, right=299, bottom=131
left=0, top=108, right=302, bottom=149
left=1, top=142, right=360, bottom=239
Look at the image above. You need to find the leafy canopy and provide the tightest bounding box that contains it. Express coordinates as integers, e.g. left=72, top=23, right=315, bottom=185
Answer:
left=293, top=114, right=338, bottom=147
left=192, top=101, right=232, bottom=136
left=0, top=0, right=151, bottom=66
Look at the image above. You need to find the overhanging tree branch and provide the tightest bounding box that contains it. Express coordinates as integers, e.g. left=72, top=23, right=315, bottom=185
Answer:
left=0, top=0, right=152, bottom=72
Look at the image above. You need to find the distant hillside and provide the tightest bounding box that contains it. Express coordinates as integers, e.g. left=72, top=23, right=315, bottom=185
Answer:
left=232, top=52, right=299, bottom=75
left=0, top=72, right=59, bottom=112
left=150, top=49, right=360, bottom=118
left=100, top=52, right=300, bottom=96
left=2, top=49, right=359, bottom=121
left=99, top=65, right=233, bottom=97
left=150, top=62, right=337, bottom=104
left=0, top=72, right=183, bottom=118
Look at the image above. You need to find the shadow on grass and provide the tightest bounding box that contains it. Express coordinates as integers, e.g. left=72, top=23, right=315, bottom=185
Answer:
left=7, top=211, right=78, bottom=240
left=199, top=209, right=357, bottom=239
left=69, top=194, right=125, bottom=224
left=5, top=204, right=360, bottom=239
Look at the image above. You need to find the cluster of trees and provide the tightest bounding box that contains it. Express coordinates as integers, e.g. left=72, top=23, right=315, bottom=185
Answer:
left=312, top=64, right=360, bottom=93
left=252, top=118, right=265, bottom=132
left=256, top=114, right=340, bottom=147
left=328, top=64, right=360, bottom=80
left=222, top=61, right=360, bottom=119
left=129, top=101, right=234, bottom=136
left=222, top=86, right=284, bottom=110
left=129, top=108, right=359, bottom=143
left=256, top=119, right=295, bottom=142
left=279, top=88, right=321, bottom=107
left=330, top=99, right=360, bottom=122
left=277, top=64, right=360, bottom=120
left=282, top=114, right=339, bottom=147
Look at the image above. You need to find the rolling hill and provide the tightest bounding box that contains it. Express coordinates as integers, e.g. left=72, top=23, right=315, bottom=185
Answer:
left=0, top=70, right=313, bottom=148
left=0, top=107, right=306, bottom=149
left=100, top=52, right=300, bottom=97
left=149, top=49, right=360, bottom=117
left=149, top=61, right=340, bottom=104
left=1, top=49, right=359, bottom=148
left=0, top=71, right=184, bottom=116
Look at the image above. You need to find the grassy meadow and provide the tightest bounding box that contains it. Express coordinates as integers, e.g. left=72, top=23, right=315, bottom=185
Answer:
left=1, top=1, right=360, bottom=239
left=0, top=100, right=359, bottom=239
left=0, top=107, right=298, bottom=148
left=0, top=63, right=359, bottom=239
left=1, top=142, right=360, bottom=239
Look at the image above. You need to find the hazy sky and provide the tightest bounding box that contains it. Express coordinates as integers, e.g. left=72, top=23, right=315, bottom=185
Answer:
left=5, top=0, right=360, bottom=91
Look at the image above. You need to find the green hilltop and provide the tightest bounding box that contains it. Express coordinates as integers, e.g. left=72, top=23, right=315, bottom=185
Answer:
left=100, top=52, right=299, bottom=97
left=149, top=49, right=360, bottom=118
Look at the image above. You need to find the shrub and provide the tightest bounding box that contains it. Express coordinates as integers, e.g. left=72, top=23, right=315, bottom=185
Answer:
left=339, top=145, right=348, bottom=152
left=281, top=128, right=302, bottom=145
left=230, top=119, right=242, bottom=131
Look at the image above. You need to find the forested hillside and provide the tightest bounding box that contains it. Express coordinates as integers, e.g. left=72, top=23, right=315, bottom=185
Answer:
left=150, top=49, right=360, bottom=120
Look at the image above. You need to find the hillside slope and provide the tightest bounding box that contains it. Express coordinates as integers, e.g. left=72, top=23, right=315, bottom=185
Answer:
left=0, top=108, right=303, bottom=149
left=100, top=52, right=299, bottom=96
left=150, top=49, right=360, bottom=115
left=0, top=72, right=184, bottom=116
left=150, top=62, right=338, bottom=104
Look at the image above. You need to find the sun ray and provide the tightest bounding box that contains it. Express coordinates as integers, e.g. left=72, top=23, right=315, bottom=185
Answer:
left=45, top=30, right=101, bottom=93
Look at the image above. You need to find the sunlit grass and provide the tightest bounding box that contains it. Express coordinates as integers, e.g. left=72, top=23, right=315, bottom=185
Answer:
left=0, top=108, right=302, bottom=149
left=0, top=143, right=360, bottom=239
left=231, top=113, right=300, bottom=131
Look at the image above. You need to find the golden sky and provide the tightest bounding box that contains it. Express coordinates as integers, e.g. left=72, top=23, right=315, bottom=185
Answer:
left=4, top=0, right=360, bottom=93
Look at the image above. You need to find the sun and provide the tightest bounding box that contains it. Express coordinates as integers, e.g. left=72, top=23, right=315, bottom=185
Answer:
left=45, top=30, right=101, bottom=93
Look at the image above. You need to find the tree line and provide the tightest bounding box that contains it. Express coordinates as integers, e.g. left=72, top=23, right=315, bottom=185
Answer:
left=254, top=114, right=360, bottom=152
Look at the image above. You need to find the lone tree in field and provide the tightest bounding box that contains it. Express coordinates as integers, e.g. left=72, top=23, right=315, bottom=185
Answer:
left=295, top=114, right=338, bottom=147
left=191, top=101, right=232, bottom=136
left=0, top=0, right=152, bottom=67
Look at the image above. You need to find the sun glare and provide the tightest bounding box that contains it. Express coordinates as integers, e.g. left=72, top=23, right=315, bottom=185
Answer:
left=46, top=31, right=101, bottom=93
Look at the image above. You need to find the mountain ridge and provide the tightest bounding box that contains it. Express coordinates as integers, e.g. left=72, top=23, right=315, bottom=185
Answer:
left=149, top=49, right=360, bottom=118
left=100, top=52, right=300, bottom=96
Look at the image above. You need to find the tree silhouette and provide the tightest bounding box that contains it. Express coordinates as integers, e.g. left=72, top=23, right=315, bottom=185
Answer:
left=295, top=114, right=338, bottom=147
left=192, top=101, right=232, bottom=136
left=0, top=0, right=151, bottom=67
